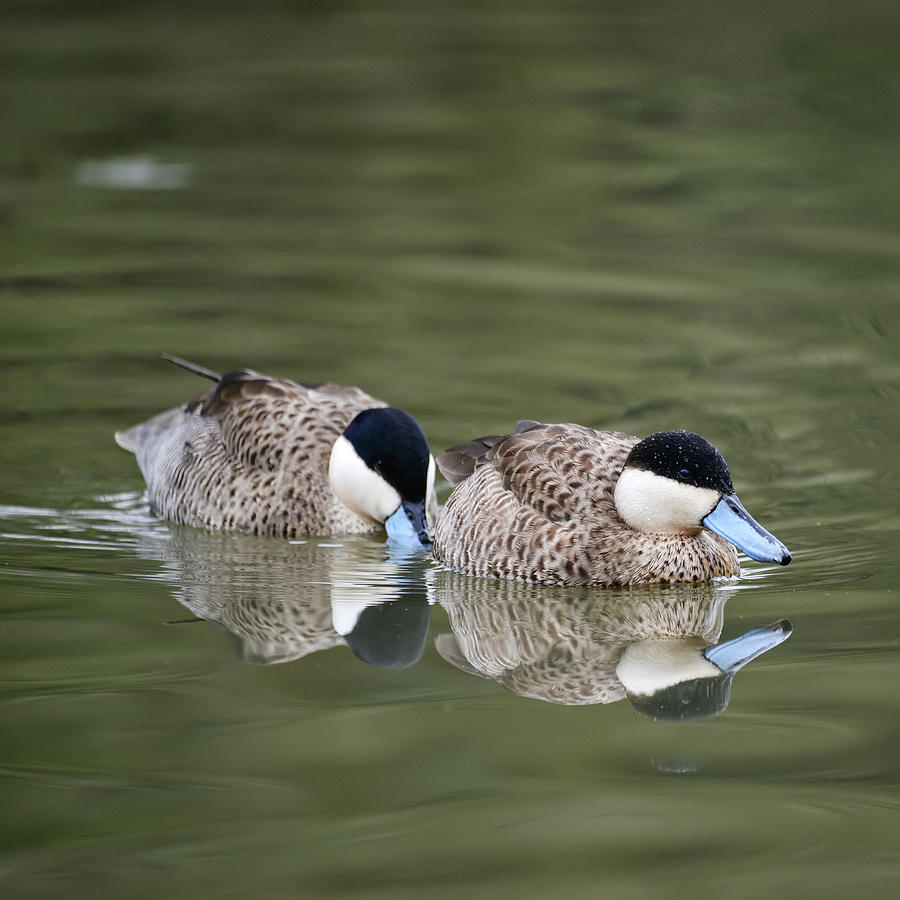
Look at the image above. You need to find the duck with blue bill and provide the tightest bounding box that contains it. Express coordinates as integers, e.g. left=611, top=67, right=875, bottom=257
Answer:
left=434, top=422, right=791, bottom=585
left=115, top=356, right=437, bottom=548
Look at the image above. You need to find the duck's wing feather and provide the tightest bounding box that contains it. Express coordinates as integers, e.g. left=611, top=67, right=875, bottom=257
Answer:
left=436, top=433, right=508, bottom=485
left=490, top=424, right=637, bottom=523
left=436, top=419, right=546, bottom=486
left=439, top=423, right=636, bottom=522
left=433, top=423, right=640, bottom=583
left=185, top=369, right=384, bottom=474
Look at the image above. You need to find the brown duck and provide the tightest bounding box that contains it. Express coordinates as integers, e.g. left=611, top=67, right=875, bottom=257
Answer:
left=433, top=421, right=791, bottom=586
left=115, top=356, right=436, bottom=547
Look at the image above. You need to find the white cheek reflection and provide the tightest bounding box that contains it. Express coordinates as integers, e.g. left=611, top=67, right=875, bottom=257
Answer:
left=616, top=639, right=721, bottom=696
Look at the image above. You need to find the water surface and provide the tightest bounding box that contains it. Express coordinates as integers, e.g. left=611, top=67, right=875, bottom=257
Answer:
left=2, top=2, right=899, bottom=898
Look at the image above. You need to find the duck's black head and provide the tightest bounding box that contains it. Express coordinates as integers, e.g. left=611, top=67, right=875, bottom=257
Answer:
left=329, top=407, right=435, bottom=549
left=624, top=430, right=734, bottom=494
left=615, top=430, right=791, bottom=566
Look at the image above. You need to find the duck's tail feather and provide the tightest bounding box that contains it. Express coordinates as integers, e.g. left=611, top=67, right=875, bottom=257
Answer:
left=162, top=354, right=221, bottom=382
left=114, top=429, right=136, bottom=452
left=115, top=406, right=198, bottom=456
left=116, top=358, right=217, bottom=454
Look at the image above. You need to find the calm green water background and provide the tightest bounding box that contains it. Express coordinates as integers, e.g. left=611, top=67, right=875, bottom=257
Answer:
left=2, top=2, right=899, bottom=897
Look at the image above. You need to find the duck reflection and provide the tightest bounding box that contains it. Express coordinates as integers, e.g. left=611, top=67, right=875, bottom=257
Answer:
left=432, top=571, right=790, bottom=720
left=136, top=527, right=432, bottom=668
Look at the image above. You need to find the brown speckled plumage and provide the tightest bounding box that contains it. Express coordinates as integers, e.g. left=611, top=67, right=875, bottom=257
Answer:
left=433, top=570, right=731, bottom=705
left=433, top=422, right=739, bottom=586
left=117, top=368, right=387, bottom=538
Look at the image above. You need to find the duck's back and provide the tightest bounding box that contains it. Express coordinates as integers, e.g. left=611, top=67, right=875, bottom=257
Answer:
left=117, top=369, right=385, bottom=537
left=433, top=422, right=739, bottom=586
left=434, top=423, right=635, bottom=583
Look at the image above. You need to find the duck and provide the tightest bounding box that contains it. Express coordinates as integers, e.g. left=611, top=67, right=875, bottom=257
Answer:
left=432, top=570, right=792, bottom=718
left=433, top=420, right=791, bottom=586
left=115, top=356, right=437, bottom=548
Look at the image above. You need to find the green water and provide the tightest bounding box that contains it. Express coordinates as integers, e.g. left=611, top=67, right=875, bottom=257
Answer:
left=2, top=2, right=899, bottom=897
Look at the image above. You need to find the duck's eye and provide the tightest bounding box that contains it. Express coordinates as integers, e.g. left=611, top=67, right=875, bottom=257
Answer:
left=678, top=468, right=691, bottom=481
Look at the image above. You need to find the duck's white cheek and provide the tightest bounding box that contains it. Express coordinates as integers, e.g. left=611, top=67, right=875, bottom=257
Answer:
left=328, top=435, right=401, bottom=523
left=614, top=468, right=720, bottom=533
